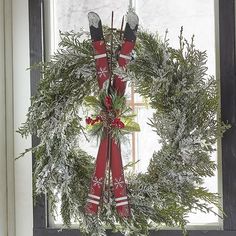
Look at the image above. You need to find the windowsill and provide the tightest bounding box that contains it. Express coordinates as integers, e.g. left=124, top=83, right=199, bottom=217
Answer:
left=48, top=223, right=221, bottom=231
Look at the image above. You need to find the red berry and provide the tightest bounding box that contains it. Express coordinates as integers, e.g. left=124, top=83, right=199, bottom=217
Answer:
left=111, top=118, right=124, bottom=129
left=119, top=121, right=125, bottom=128
left=91, top=119, right=96, bottom=125
left=115, top=118, right=120, bottom=123
left=86, top=117, right=92, bottom=125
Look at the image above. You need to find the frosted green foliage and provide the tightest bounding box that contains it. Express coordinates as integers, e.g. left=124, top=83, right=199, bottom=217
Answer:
left=17, top=28, right=228, bottom=235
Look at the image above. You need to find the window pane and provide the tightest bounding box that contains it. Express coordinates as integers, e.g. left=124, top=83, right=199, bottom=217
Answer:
left=136, top=0, right=215, bottom=75
left=51, top=0, right=129, bottom=48
left=135, top=107, right=161, bottom=173
left=135, top=0, right=218, bottom=225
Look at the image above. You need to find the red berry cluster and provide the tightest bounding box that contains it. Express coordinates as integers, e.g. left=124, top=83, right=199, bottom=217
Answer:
left=111, top=117, right=125, bottom=129
left=86, top=116, right=125, bottom=129
left=86, top=95, right=125, bottom=129
left=86, top=116, right=102, bottom=125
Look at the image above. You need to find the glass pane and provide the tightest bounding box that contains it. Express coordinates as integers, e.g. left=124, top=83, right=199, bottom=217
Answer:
left=52, top=0, right=129, bottom=47
left=187, top=151, right=218, bottom=225
left=135, top=0, right=218, bottom=225
left=135, top=107, right=161, bottom=173
left=136, top=0, right=215, bottom=75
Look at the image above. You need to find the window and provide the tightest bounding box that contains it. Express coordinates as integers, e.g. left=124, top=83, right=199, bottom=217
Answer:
left=31, top=0, right=236, bottom=235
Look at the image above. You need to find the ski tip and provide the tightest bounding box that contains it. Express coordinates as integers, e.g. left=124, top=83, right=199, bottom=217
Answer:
left=126, top=11, right=139, bottom=30
left=88, top=12, right=104, bottom=41
left=123, top=11, right=139, bottom=42
left=88, top=12, right=101, bottom=29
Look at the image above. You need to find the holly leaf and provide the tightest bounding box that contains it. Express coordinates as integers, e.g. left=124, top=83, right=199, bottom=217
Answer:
left=87, top=123, right=103, bottom=136
left=122, top=114, right=137, bottom=119
left=123, top=121, right=140, bottom=132
left=84, top=96, right=100, bottom=107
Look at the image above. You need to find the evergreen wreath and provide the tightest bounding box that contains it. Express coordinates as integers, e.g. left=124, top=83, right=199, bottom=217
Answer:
left=18, top=24, right=229, bottom=236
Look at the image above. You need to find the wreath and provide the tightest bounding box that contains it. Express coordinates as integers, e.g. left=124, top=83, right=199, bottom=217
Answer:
left=18, top=11, right=228, bottom=236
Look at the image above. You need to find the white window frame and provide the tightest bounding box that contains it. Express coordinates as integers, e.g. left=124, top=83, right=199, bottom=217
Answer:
left=0, top=0, right=33, bottom=236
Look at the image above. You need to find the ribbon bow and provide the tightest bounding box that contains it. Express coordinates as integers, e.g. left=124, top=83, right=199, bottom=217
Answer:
left=85, top=11, right=139, bottom=218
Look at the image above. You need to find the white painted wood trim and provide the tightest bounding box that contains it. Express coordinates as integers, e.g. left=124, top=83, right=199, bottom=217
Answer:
left=0, top=0, right=8, bottom=235
left=0, top=0, right=33, bottom=235
left=0, top=0, right=32, bottom=235
left=12, top=0, right=33, bottom=235
left=4, top=0, right=16, bottom=235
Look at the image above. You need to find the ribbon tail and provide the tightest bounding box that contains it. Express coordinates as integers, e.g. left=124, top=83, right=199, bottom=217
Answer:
left=110, top=139, right=130, bottom=218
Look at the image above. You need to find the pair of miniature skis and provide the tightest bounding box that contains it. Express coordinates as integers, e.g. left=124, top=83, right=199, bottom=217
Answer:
left=85, top=11, right=139, bottom=218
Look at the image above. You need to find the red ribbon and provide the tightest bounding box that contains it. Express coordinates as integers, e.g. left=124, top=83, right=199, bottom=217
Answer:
left=85, top=37, right=135, bottom=218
